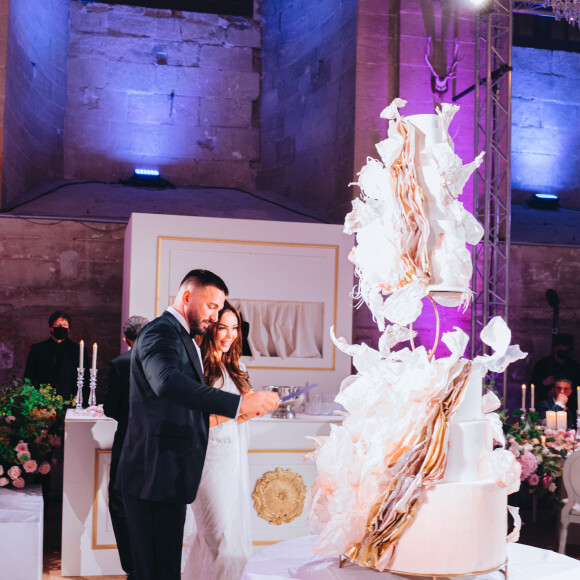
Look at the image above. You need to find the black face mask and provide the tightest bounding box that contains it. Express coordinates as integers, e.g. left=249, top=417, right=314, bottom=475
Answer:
left=52, top=327, right=69, bottom=341
left=555, top=349, right=570, bottom=361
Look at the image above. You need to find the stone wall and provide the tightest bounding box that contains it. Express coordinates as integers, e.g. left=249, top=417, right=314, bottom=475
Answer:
left=1, top=0, right=69, bottom=208
left=258, top=0, right=358, bottom=223
left=508, top=243, right=580, bottom=390
left=0, top=217, right=124, bottom=401
left=64, top=2, right=261, bottom=189
left=512, top=46, right=580, bottom=208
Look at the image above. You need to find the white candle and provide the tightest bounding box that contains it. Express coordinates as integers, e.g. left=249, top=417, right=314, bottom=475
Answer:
left=521, top=384, right=526, bottom=413
left=546, top=411, right=556, bottom=430
left=79, top=340, right=84, bottom=368
left=92, top=343, right=98, bottom=370
left=556, top=410, right=567, bottom=431
left=530, top=383, right=535, bottom=411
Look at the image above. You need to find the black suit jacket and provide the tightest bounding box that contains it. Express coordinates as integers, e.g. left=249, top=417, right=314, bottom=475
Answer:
left=24, top=338, right=88, bottom=400
left=104, top=350, right=132, bottom=465
left=537, top=397, right=576, bottom=429
left=116, top=311, right=240, bottom=504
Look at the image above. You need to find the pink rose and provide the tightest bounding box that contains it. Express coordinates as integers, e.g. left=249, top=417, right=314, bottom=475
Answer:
left=13, top=441, right=29, bottom=454
left=40, top=429, right=48, bottom=438
left=518, top=450, right=538, bottom=481
left=22, top=460, right=37, bottom=474
left=543, top=475, right=553, bottom=489
left=527, top=473, right=540, bottom=486
left=0, top=477, right=9, bottom=486
left=48, top=434, right=62, bottom=448
left=34, top=435, right=43, bottom=444
left=5, top=416, right=15, bottom=423
left=12, top=477, right=25, bottom=488
left=0, top=465, right=3, bottom=476
left=17, top=451, right=30, bottom=462
left=7, top=465, right=21, bottom=480
left=37, top=462, right=51, bottom=475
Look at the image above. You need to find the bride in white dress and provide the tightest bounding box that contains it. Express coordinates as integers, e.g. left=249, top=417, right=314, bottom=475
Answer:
left=183, top=301, right=253, bottom=580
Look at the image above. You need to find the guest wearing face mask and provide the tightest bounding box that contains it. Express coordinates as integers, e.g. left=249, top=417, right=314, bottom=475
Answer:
left=24, top=310, right=88, bottom=402
left=530, top=333, right=580, bottom=402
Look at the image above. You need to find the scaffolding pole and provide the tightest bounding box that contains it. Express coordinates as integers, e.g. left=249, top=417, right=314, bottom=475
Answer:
left=471, top=0, right=513, bottom=401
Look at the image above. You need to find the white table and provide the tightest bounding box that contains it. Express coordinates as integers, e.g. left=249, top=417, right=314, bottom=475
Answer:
left=62, top=409, right=341, bottom=575
left=248, top=413, right=341, bottom=548
left=61, top=409, right=122, bottom=576
left=0, top=485, right=43, bottom=580
left=242, top=535, right=580, bottom=580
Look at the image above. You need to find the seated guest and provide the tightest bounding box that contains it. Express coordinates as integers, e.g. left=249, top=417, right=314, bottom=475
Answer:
left=530, top=333, right=580, bottom=402
left=537, top=377, right=577, bottom=429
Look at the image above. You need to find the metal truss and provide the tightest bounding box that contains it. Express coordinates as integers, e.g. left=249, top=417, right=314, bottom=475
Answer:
left=512, top=2, right=557, bottom=18
left=470, top=0, right=513, bottom=400
left=470, top=1, right=559, bottom=398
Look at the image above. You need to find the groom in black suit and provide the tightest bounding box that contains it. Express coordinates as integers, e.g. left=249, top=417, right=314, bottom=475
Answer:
left=116, top=269, right=279, bottom=580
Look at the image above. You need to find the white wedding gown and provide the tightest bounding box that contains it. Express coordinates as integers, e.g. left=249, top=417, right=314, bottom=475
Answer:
left=183, top=369, right=252, bottom=580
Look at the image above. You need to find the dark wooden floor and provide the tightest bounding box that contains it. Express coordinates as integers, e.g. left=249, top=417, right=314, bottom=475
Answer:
left=42, top=500, right=580, bottom=579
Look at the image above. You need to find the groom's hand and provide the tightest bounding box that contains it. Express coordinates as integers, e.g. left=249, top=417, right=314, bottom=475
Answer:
left=239, top=390, right=279, bottom=419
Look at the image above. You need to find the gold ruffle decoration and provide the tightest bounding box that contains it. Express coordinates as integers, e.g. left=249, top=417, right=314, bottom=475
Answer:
left=252, top=467, right=307, bottom=525
left=345, top=361, right=472, bottom=570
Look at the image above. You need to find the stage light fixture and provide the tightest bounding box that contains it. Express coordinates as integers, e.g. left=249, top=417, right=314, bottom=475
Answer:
left=120, top=168, right=175, bottom=189
left=529, top=192, right=559, bottom=210
left=134, top=168, right=160, bottom=177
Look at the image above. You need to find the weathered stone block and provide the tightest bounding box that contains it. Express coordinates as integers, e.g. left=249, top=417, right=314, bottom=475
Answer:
left=225, top=21, right=261, bottom=48
left=200, top=97, right=251, bottom=127
left=180, top=15, right=228, bottom=44
left=199, top=44, right=253, bottom=72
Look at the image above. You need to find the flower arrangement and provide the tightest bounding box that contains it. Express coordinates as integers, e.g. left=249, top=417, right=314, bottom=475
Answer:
left=0, top=379, right=67, bottom=488
left=505, top=410, right=578, bottom=504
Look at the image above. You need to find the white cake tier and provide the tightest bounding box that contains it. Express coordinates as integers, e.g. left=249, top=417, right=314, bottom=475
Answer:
left=442, top=419, right=491, bottom=483
left=406, top=113, right=469, bottom=294
left=450, top=366, right=484, bottom=423
left=387, top=479, right=507, bottom=575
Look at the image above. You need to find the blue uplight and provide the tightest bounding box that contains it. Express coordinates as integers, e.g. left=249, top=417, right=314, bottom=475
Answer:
left=534, top=193, right=558, bottom=200
left=134, top=168, right=160, bottom=177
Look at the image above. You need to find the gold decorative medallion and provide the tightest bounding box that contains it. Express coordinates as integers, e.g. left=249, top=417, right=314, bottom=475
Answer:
left=252, top=467, right=307, bottom=525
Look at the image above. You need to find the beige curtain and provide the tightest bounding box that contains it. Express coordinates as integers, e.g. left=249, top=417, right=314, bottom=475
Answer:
left=231, top=299, right=323, bottom=359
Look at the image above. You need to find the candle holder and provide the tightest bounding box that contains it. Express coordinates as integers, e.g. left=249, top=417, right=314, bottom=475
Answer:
left=88, top=368, right=98, bottom=407
left=74, top=367, right=84, bottom=414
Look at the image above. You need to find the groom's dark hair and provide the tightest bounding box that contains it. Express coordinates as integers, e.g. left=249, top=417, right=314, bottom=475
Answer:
left=180, top=269, right=229, bottom=295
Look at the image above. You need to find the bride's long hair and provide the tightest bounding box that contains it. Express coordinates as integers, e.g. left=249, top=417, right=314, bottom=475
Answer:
left=200, top=301, right=252, bottom=394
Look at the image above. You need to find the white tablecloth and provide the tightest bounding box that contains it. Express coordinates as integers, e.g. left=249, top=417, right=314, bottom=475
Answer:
left=0, top=485, right=43, bottom=580
left=242, top=535, right=580, bottom=580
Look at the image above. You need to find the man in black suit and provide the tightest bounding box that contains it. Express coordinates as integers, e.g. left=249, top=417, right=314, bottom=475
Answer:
left=104, top=315, right=149, bottom=580
left=537, top=377, right=578, bottom=429
left=24, top=309, right=88, bottom=401
left=530, top=333, right=580, bottom=402
left=116, top=269, right=279, bottom=580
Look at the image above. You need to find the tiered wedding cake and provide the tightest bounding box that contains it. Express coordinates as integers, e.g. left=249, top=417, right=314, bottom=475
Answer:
left=306, top=100, right=524, bottom=575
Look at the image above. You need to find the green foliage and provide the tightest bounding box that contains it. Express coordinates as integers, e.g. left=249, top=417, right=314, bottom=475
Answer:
left=504, top=410, right=578, bottom=506
left=0, top=379, right=68, bottom=488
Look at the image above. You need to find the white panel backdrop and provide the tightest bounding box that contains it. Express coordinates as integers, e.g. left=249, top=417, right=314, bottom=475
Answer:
left=122, top=213, right=354, bottom=395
